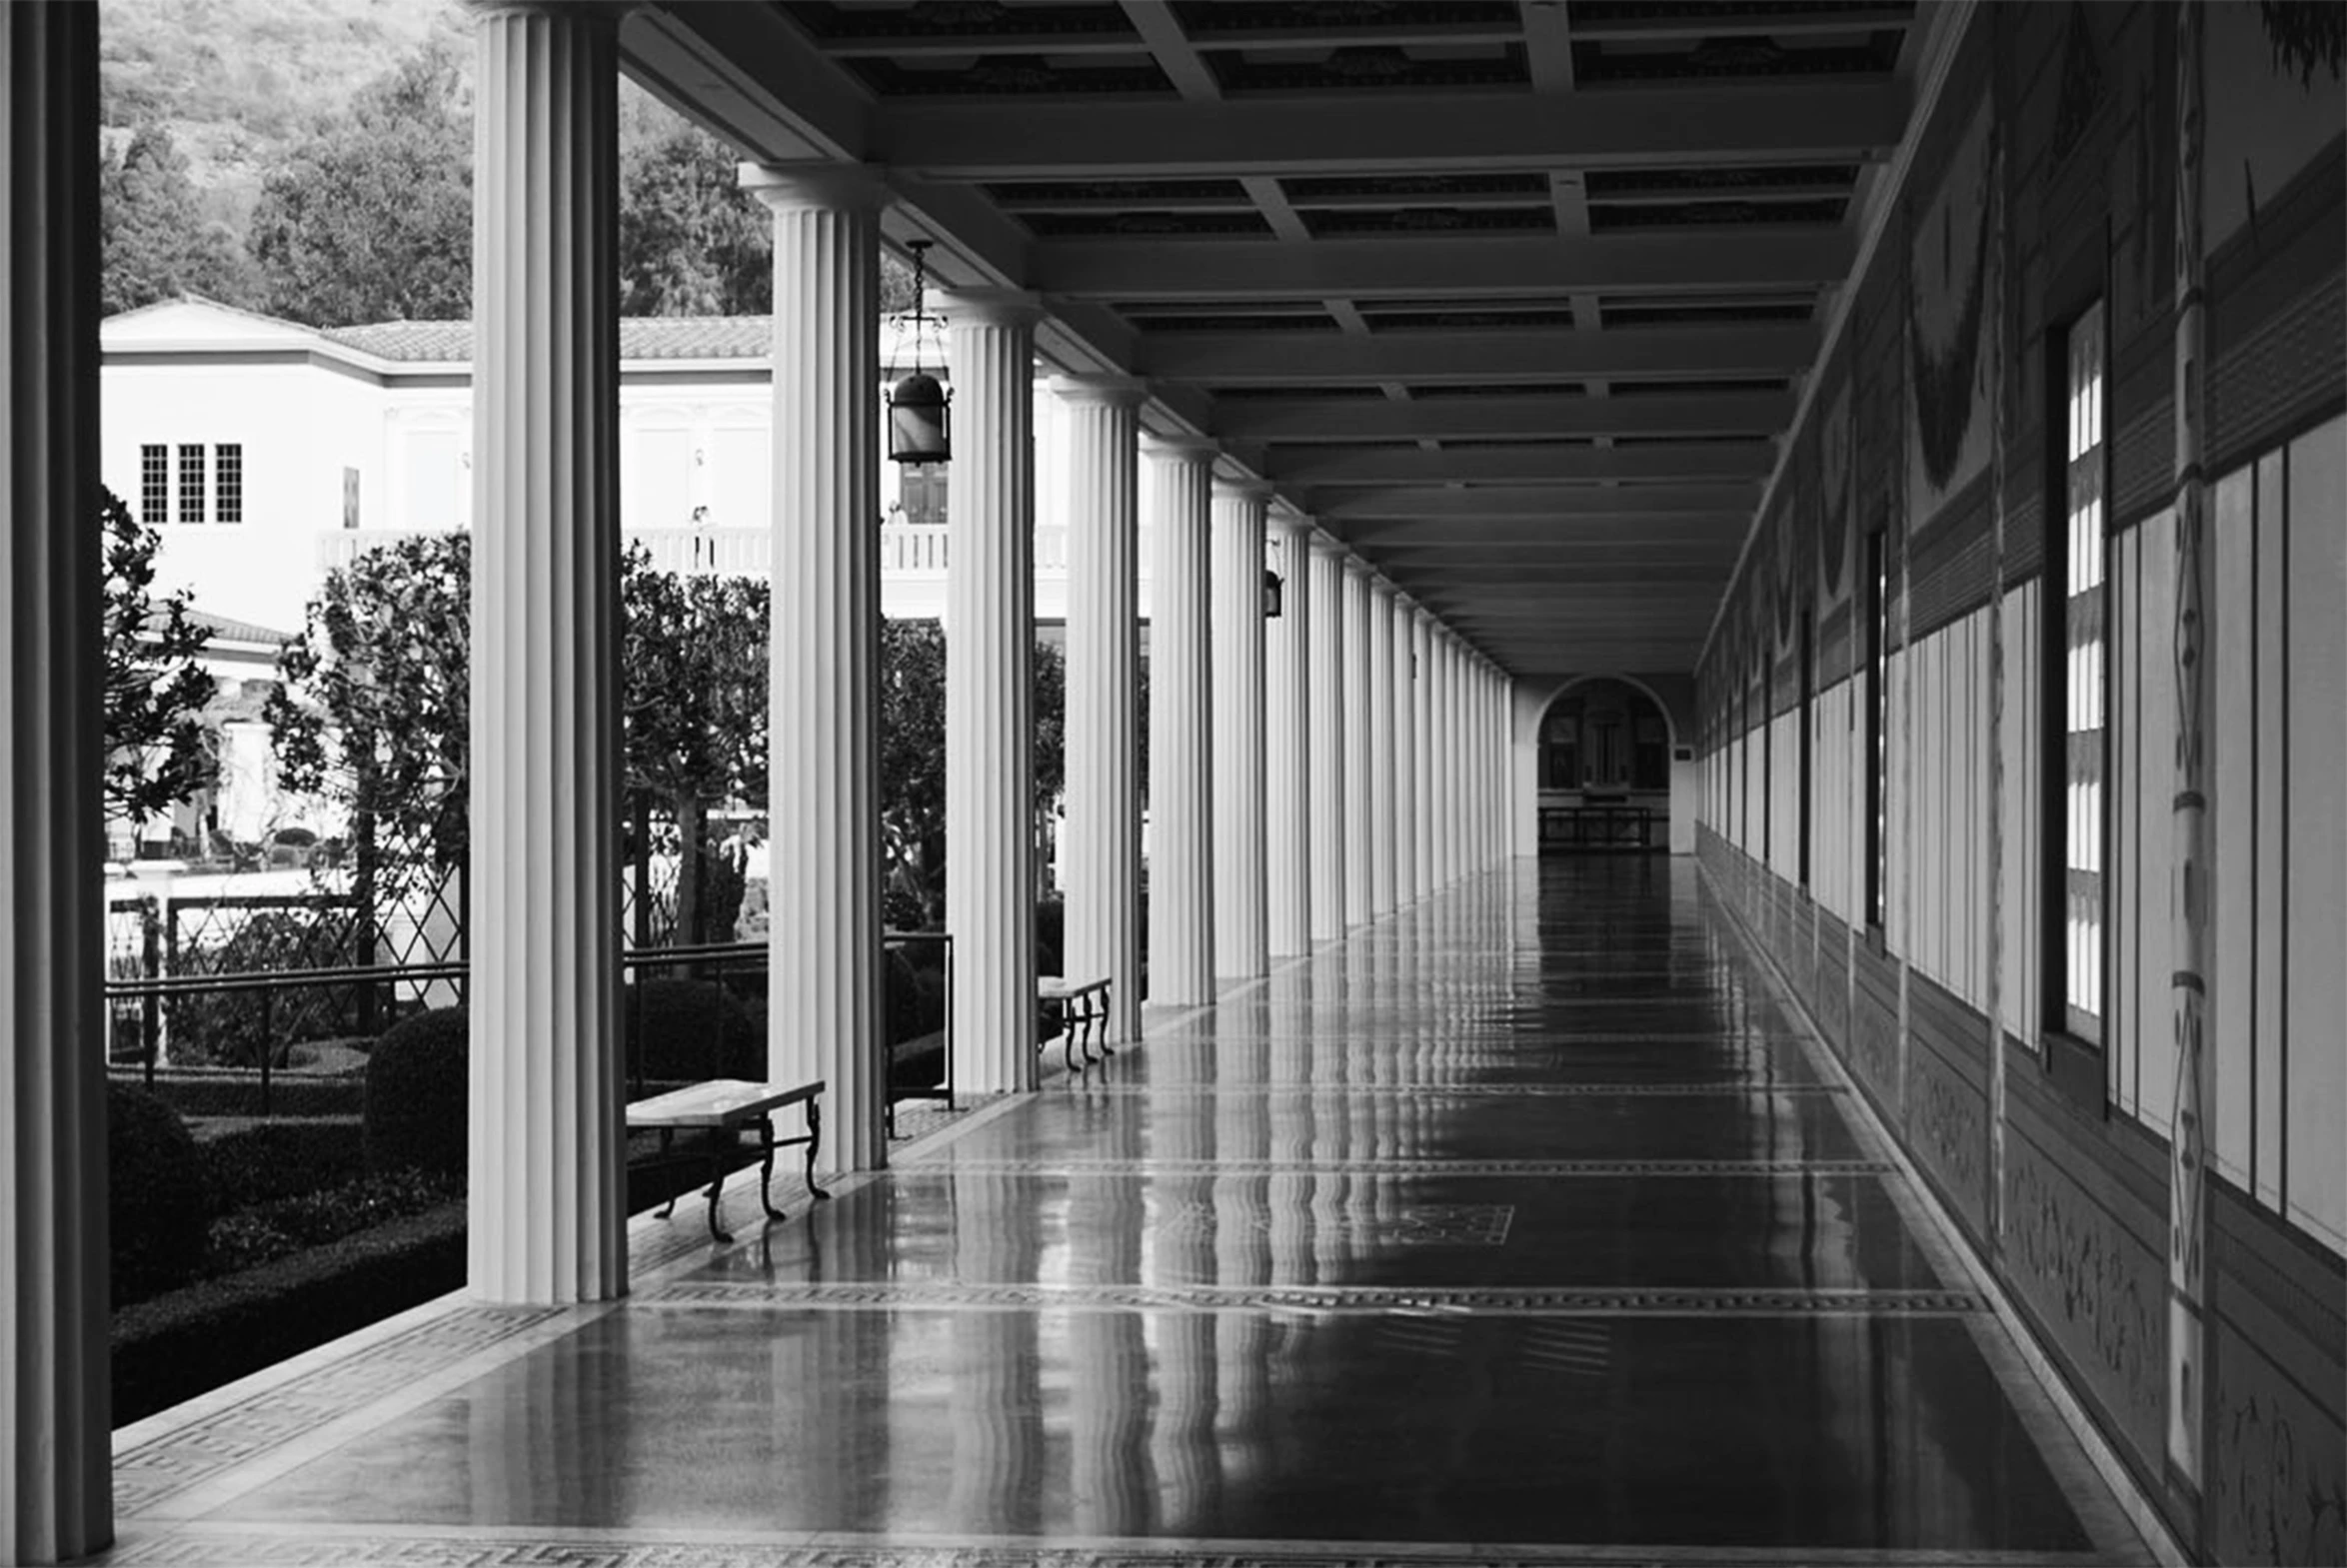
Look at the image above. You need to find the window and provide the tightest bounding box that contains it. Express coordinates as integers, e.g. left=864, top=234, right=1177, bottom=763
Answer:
left=214, top=445, right=243, bottom=524
left=1865, top=530, right=1888, bottom=928
left=1798, top=610, right=1814, bottom=888
left=177, top=444, right=206, bottom=524
left=2057, top=302, right=2108, bottom=1042
left=899, top=464, right=948, bottom=528
left=343, top=467, right=361, bottom=531
left=140, top=445, right=169, bottom=526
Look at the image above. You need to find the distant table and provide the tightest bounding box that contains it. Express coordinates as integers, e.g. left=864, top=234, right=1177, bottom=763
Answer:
left=1037, top=975, right=1113, bottom=1072
left=625, top=1077, right=830, bottom=1242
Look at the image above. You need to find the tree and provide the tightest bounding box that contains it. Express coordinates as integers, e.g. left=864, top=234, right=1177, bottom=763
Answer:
left=103, top=487, right=217, bottom=827
left=100, top=124, right=257, bottom=315
left=247, top=45, right=472, bottom=326
left=620, top=545, right=770, bottom=943
left=618, top=124, right=772, bottom=318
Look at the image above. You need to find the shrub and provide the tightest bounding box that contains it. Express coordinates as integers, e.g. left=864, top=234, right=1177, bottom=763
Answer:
left=108, top=1081, right=215, bottom=1306
left=1036, top=895, right=1066, bottom=976
left=134, top=1070, right=364, bottom=1119
left=883, top=945, right=947, bottom=1045
left=362, top=1005, right=468, bottom=1180
left=166, top=909, right=366, bottom=1068
left=207, top=1167, right=458, bottom=1274
left=622, top=977, right=761, bottom=1082
left=196, top=1117, right=366, bottom=1211
left=111, top=1201, right=466, bottom=1425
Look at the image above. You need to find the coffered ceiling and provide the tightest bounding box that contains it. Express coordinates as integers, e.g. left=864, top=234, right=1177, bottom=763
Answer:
left=624, top=0, right=1954, bottom=676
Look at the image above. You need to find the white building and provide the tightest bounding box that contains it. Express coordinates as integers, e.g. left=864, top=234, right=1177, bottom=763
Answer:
left=101, top=296, right=1122, bottom=634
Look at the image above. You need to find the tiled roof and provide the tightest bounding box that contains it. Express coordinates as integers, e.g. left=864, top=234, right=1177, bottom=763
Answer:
left=321, top=317, right=775, bottom=363
left=184, top=608, right=297, bottom=647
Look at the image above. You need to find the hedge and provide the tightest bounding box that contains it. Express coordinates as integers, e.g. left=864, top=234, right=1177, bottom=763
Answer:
left=195, top=1117, right=367, bottom=1212
left=127, top=1071, right=365, bottom=1120
left=108, top=1082, right=214, bottom=1306
left=111, top=1202, right=466, bottom=1425
left=363, top=1006, right=468, bottom=1180
left=623, top=977, right=762, bottom=1082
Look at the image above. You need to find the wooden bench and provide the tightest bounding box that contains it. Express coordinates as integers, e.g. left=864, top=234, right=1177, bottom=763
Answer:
left=625, top=1078, right=830, bottom=1243
left=1037, top=975, right=1113, bottom=1072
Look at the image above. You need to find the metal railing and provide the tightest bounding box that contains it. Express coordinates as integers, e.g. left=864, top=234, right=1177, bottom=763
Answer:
left=103, top=934, right=955, bottom=1126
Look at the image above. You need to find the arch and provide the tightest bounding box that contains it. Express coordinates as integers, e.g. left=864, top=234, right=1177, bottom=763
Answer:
left=1531, top=672, right=1679, bottom=753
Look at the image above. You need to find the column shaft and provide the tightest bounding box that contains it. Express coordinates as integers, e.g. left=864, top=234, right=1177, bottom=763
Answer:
left=469, top=5, right=626, bottom=1304
left=944, top=294, right=1040, bottom=1093
left=1305, top=537, right=1348, bottom=942
left=1, top=5, right=111, bottom=1557
left=745, top=165, right=885, bottom=1168
left=1147, top=441, right=1217, bottom=1004
left=1366, top=579, right=1397, bottom=917
left=1265, top=516, right=1314, bottom=956
left=1341, top=559, right=1374, bottom=926
left=1412, top=611, right=1435, bottom=897
left=1056, top=379, right=1146, bottom=1039
left=1392, top=597, right=1419, bottom=906
left=1209, top=483, right=1268, bottom=977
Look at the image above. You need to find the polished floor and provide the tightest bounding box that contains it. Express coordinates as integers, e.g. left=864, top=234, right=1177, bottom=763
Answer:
left=102, top=859, right=2153, bottom=1565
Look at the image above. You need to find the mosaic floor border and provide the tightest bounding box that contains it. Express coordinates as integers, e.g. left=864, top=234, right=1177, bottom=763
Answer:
left=634, top=1279, right=1990, bottom=1316
left=1060, top=1081, right=1845, bottom=1098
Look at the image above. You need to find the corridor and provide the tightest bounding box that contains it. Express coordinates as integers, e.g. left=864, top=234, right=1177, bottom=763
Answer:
left=105, top=860, right=2150, bottom=1565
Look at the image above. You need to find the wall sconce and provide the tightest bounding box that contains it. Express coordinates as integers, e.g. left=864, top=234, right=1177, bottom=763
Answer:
left=888, top=239, right=951, bottom=466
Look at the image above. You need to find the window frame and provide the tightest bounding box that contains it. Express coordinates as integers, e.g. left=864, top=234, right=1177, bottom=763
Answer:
left=2046, top=300, right=2111, bottom=1051
left=215, top=443, right=243, bottom=525
left=1798, top=608, right=1814, bottom=889
left=140, top=444, right=170, bottom=527
left=1864, top=527, right=1888, bottom=932
left=177, top=443, right=206, bottom=525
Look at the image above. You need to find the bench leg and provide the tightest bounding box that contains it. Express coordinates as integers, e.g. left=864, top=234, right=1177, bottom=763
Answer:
left=655, top=1128, right=681, bottom=1219
left=703, top=1136, right=734, bottom=1245
left=804, top=1096, right=833, bottom=1201
left=1063, top=998, right=1082, bottom=1075
left=1095, top=984, right=1116, bottom=1058
left=757, top=1112, right=786, bottom=1223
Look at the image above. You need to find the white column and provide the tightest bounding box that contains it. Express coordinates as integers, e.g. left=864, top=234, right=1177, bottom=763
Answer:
left=1055, top=376, right=1147, bottom=1040
left=1412, top=609, right=1435, bottom=897
left=1366, top=578, right=1398, bottom=917
left=943, top=292, right=1041, bottom=1093
left=1147, top=438, right=1218, bottom=1005
left=1392, top=595, right=1419, bottom=906
left=2, top=5, right=111, bottom=1557
left=743, top=163, right=885, bottom=1168
left=1441, top=635, right=1464, bottom=886
left=1341, top=557, right=1375, bottom=926
left=1265, top=513, right=1314, bottom=957
left=1423, top=633, right=1446, bottom=889
left=1306, top=534, right=1349, bottom=943
left=470, top=3, right=625, bottom=1305
left=1210, top=480, right=1269, bottom=979
left=1467, top=659, right=1487, bottom=871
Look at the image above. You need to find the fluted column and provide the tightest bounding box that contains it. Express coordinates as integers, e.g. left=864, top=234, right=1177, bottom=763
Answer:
left=1147, top=438, right=1218, bottom=1005
left=469, top=4, right=625, bottom=1304
left=1467, top=659, right=1486, bottom=871
left=1365, top=578, right=1398, bottom=916
left=1055, top=377, right=1147, bottom=1040
left=1412, top=609, right=1435, bottom=897
left=943, top=291, right=1041, bottom=1093
left=1424, top=633, right=1447, bottom=889
left=1341, top=557, right=1375, bottom=926
left=743, top=163, right=885, bottom=1167
left=2, top=5, right=111, bottom=1557
left=1305, top=535, right=1349, bottom=943
left=1390, top=594, right=1419, bottom=906
left=1265, top=513, right=1314, bottom=957
left=1210, top=480, right=1269, bottom=978
left=1439, top=635, right=1463, bottom=887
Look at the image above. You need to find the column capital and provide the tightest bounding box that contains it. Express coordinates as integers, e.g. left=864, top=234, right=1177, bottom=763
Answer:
left=1307, top=530, right=1350, bottom=558
left=464, top=0, right=625, bottom=28
left=1050, top=373, right=1150, bottom=408
left=1266, top=512, right=1315, bottom=543
left=936, top=288, right=1047, bottom=329
left=1142, top=433, right=1221, bottom=465
left=1211, top=476, right=1275, bottom=506
left=737, top=161, right=889, bottom=212
left=1343, top=553, right=1377, bottom=578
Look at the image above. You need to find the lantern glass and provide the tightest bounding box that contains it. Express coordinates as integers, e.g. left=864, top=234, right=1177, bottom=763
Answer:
left=889, top=373, right=951, bottom=465
left=1262, top=569, right=1283, bottom=619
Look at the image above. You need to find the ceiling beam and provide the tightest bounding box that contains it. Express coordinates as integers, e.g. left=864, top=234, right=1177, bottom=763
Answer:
left=1317, top=483, right=1760, bottom=520
left=1216, top=390, right=1792, bottom=441
left=875, top=83, right=1908, bottom=178
left=1268, top=441, right=1773, bottom=484
left=1145, top=323, right=1816, bottom=382
left=1036, top=230, right=1852, bottom=300
left=1340, top=515, right=1747, bottom=542
left=1571, top=6, right=1917, bottom=41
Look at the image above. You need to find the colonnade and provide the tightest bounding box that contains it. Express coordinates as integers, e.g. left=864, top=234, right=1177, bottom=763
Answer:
left=0, top=8, right=1515, bottom=1549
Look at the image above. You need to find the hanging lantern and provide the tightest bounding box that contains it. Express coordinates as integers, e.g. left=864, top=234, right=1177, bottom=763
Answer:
left=888, top=239, right=951, bottom=466
left=1262, top=568, right=1284, bottom=619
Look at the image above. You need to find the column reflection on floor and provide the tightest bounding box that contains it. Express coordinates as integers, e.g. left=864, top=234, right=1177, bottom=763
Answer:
left=155, top=857, right=2151, bottom=1564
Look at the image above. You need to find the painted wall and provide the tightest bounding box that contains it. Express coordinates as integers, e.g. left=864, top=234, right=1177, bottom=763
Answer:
left=1693, top=9, right=2344, bottom=1562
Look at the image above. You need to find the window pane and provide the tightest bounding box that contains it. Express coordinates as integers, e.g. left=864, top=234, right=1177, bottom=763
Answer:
left=178, top=444, right=205, bottom=525
left=140, top=445, right=169, bottom=526
left=2057, top=302, right=2108, bottom=1043
left=215, top=444, right=243, bottom=525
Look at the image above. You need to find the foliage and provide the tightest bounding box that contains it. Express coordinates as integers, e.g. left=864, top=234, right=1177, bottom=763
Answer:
left=165, top=911, right=364, bottom=1068
left=269, top=532, right=471, bottom=887
left=361, top=1005, right=469, bottom=1182
left=623, top=977, right=763, bottom=1083
left=2258, top=2, right=2346, bottom=85
left=109, top=1081, right=216, bottom=1306
left=102, top=487, right=218, bottom=827
left=131, top=1070, right=363, bottom=1120
left=247, top=44, right=472, bottom=326
left=206, top=1167, right=459, bottom=1275
left=197, top=1117, right=367, bottom=1212
left=620, top=545, right=770, bottom=942
left=619, top=123, right=773, bottom=317
left=100, top=124, right=258, bottom=315
left=110, top=1202, right=466, bottom=1426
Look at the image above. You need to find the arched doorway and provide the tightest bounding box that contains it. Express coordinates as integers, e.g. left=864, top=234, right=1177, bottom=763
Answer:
left=1534, top=677, right=1672, bottom=852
